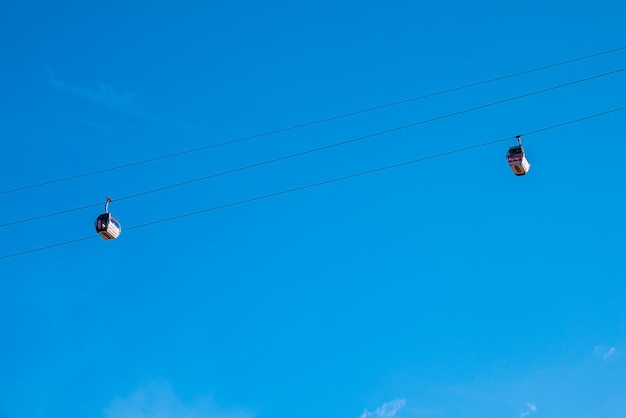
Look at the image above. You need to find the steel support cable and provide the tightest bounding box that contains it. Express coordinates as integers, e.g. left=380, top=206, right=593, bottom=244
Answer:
left=2, top=45, right=626, bottom=196
left=2, top=105, right=625, bottom=261
left=3, top=67, right=626, bottom=229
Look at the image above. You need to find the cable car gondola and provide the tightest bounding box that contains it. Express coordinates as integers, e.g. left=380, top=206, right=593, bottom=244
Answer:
left=506, top=135, right=531, bottom=176
left=95, top=197, right=121, bottom=240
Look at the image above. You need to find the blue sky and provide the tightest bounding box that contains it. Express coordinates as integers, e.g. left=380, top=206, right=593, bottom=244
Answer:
left=2, top=1, right=626, bottom=417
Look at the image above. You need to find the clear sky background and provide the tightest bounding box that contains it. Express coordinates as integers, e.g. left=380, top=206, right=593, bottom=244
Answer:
left=2, top=1, right=626, bottom=417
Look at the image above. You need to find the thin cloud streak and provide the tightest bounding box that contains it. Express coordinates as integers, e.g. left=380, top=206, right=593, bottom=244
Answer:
left=102, top=383, right=252, bottom=418
left=46, top=68, right=139, bottom=113
left=594, top=345, right=619, bottom=360
left=360, top=399, right=406, bottom=418
left=45, top=67, right=191, bottom=128
left=520, top=402, right=537, bottom=418
left=604, top=347, right=617, bottom=359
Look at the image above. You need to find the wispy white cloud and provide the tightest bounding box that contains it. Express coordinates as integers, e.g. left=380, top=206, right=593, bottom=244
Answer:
left=519, top=402, right=537, bottom=418
left=102, top=383, right=252, bottom=418
left=46, top=68, right=140, bottom=114
left=594, top=345, right=619, bottom=360
left=360, top=399, right=406, bottom=418
left=45, top=68, right=189, bottom=128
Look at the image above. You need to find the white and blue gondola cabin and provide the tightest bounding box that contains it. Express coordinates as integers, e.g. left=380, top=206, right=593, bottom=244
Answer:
left=95, top=212, right=122, bottom=240
left=506, top=145, right=531, bottom=176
